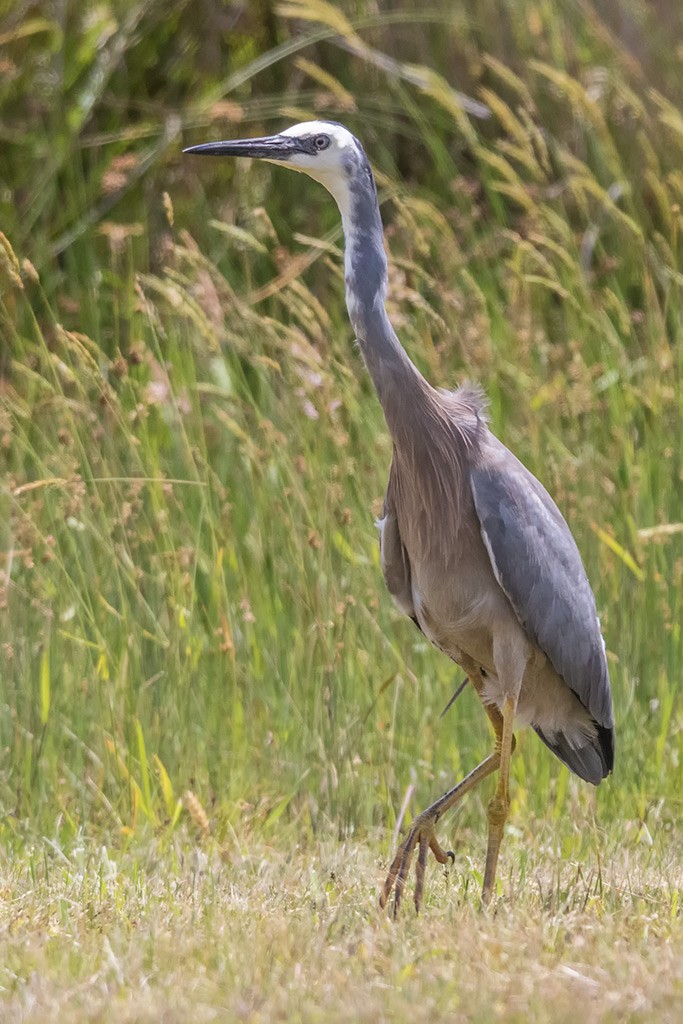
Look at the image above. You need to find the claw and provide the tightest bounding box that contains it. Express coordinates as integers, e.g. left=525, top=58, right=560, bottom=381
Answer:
left=380, top=812, right=454, bottom=917
left=380, top=751, right=501, bottom=917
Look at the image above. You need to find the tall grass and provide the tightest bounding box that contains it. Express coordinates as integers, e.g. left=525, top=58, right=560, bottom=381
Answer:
left=0, top=0, right=681, bottom=873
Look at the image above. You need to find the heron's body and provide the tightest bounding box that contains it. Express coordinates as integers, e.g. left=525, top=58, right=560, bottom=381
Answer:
left=380, top=393, right=609, bottom=782
left=185, top=119, right=614, bottom=912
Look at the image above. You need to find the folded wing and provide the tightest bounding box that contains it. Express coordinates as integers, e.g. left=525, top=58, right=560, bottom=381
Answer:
left=470, top=437, right=614, bottom=780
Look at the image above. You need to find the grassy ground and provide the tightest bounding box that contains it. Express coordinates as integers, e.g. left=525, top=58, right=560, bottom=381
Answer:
left=1, top=0, right=682, bottom=1019
left=0, top=832, right=680, bottom=1023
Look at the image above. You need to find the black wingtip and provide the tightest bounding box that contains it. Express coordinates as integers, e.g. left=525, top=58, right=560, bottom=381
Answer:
left=597, top=724, right=615, bottom=775
left=534, top=726, right=613, bottom=785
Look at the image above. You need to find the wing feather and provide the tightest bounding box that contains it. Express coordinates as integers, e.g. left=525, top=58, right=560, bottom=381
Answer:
left=471, top=438, right=614, bottom=751
left=377, top=463, right=415, bottom=618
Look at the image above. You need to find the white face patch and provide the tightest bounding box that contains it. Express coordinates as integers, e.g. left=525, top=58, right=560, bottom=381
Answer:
left=273, top=121, right=361, bottom=218
left=280, top=120, right=357, bottom=150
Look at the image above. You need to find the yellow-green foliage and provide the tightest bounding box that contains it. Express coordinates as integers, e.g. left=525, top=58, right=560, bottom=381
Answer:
left=0, top=3, right=681, bottom=1014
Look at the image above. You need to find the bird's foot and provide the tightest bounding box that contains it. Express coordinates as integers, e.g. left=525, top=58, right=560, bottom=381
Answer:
left=379, top=809, right=454, bottom=918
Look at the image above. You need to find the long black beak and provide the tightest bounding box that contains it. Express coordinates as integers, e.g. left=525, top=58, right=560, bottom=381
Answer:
left=183, top=135, right=300, bottom=161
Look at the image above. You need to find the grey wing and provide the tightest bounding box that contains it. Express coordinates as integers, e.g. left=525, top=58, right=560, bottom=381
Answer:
left=470, top=437, right=614, bottom=768
left=377, top=466, right=416, bottom=620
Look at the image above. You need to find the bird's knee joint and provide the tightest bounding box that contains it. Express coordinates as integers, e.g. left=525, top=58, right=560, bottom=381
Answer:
left=494, top=733, right=516, bottom=759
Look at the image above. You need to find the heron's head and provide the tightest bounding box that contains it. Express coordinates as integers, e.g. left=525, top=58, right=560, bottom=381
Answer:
left=184, top=120, right=371, bottom=218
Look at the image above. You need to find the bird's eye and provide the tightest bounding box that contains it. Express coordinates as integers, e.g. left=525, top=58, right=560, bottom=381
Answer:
left=314, top=135, right=330, bottom=151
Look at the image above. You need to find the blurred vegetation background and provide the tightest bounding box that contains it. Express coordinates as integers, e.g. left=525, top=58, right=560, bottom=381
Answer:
left=0, top=0, right=681, bottom=871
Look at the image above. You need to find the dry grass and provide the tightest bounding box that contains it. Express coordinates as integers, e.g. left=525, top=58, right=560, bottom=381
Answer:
left=2, top=1, right=683, bottom=1020
left=1, top=829, right=681, bottom=1023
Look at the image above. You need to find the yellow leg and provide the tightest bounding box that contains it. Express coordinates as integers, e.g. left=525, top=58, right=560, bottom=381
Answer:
left=482, top=695, right=516, bottom=906
left=380, top=749, right=500, bottom=917
left=380, top=677, right=517, bottom=918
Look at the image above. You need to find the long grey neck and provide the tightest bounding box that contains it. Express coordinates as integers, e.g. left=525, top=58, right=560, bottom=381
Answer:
left=338, top=167, right=428, bottom=433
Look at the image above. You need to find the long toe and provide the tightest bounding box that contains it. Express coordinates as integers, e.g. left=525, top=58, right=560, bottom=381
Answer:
left=379, top=813, right=454, bottom=917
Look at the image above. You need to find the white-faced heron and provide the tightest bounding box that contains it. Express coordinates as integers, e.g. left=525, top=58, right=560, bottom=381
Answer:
left=184, top=121, right=615, bottom=915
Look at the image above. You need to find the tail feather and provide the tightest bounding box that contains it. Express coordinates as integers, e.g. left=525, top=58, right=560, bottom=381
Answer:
left=534, top=724, right=614, bottom=785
